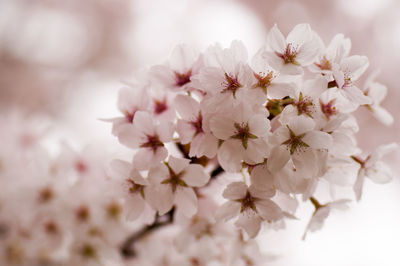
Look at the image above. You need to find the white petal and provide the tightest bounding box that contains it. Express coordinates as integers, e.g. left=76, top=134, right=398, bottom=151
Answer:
left=169, top=44, right=197, bottom=72
left=250, top=163, right=275, bottom=191
left=146, top=185, right=174, bottom=215
left=248, top=184, right=275, bottom=199
left=287, top=24, right=312, bottom=47
left=255, top=199, right=283, bottom=221
left=177, top=120, right=196, bottom=144
left=156, top=120, right=174, bottom=143
left=223, top=182, right=248, bottom=200
left=341, top=55, right=369, bottom=81
left=126, top=194, right=145, bottom=221
left=302, top=130, right=332, bottom=150
left=133, top=147, right=168, bottom=171
left=182, top=164, right=210, bottom=187
left=342, top=86, right=372, bottom=105
left=117, top=124, right=143, bottom=149
left=133, top=111, right=154, bottom=135
left=215, top=201, right=241, bottom=222
left=175, top=186, right=198, bottom=217
left=217, top=140, right=243, bottom=172
left=147, top=163, right=169, bottom=185
left=210, top=114, right=235, bottom=140
left=168, top=156, right=190, bottom=175
left=174, top=95, right=200, bottom=120
left=248, top=114, right=270, bottom=138
left=295, top=33, right=320, bottom=66
left=267, top=24, right=286, bottom=53
left=267, top=145, right=290, bottom=174
left=109, top=159, right=131, bottom=179
left=189, top=133, right=218, bottom=158
left=353, top=171, right=365, bottom=201
left=372, top=106, right=394, bottom=126
left=287, top=116, right=315, bottom=135
left=235, top=210, right=262, bottom=238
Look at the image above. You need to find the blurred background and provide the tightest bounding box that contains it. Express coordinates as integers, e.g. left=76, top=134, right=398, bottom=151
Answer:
left=0, top=0, right=399, bottom=265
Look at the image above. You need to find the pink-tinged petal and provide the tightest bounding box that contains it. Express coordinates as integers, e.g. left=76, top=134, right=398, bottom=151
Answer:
left=267, top=24, right=286, bottom=53
left=368, top=143, right=398, bottom=166
left=368, top=82, right=387, bottom=104
left=342, top=86, right=372, bottom=105
left=147, top=163, right=169, bottom=185
left=366, top=162, right=393, bottom=184
left=175, top=186, right=198, bottom=217
left=117, top=124, right=145, bottom=149
left=292, top=149, right=318, bottom=178
left=262, top=51, right=284, bottom=72
left=146, top=185, right=174, bottom=215
left=281, top=64, right=304, bottom=75
left=210, top=114, right=235, bottom=140
left=174, top=95, right=200, bottom=121
left=235, top=210, right=262, bottom=238
left=169, top=44, right=197, bottom=72
left=353, top=171, right=365, bottom=201
left=250, top=163, right=275, bottom=191
left=267, top=145, right=290, bottom=174
left=332, top=63, right=345, bottom=88
left=126, top=194, right=145, bottom=221
left=109, top=159, right=131, bottom=179
left=248, top=184, right=275, bottom=199
left=295, top=33, right=320, bottom=66
left=255, top=199, right=283, bottom=221
left=372, top=106, right=394, bottom=126
left=133, top=147, right=168, bottom=171
left=268, top=82, right=297, bottom=99
left=133, top=111, right=155, bottom=135
left=168, top=156, right=190, bottom=174
left=303, top=130, right=332, bottom=150
left=177, top=120, right=196, bottom=144
left=243, top=139, right=269, bottom=165
left=287, top=24, right=313, bottom=47
left=215, top=201, right=241, bottom=222
left=182, top=164, right=209, bottom=187
left=287, top=116, right=315, bottom=135
left=341, top=55, right=369, bottom=81
left=156, top=120, right=174, bottom=143
left=130, top=169, right=149, bottom=186
left=223, top=182, right=248, bottom=200
left=217, top=140, right=243, bottom=172
left=248, top=114, right=270, bottom=138
left=303, top=76, right=327, bottom=99
left=150, top=65, right=175, bottom=87
left=229, top=40, right=248, bottom=64
left=189, top=133, right=218, bottom=158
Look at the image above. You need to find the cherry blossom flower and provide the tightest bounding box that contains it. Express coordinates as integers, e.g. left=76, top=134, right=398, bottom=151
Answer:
left=352, top=143, right=398, bottom=201
left=264, top=24, right=321, bottom=75
left=267, top=116, right=332, bottom=177
left=117, top=111, right=174, bottom=170
left=210, top=104, right=270, bottom=172
left=175, top=94, right=218, bottom=158
left=147, top=156, right=210, bottom=217
left=216, top=182, right=283, bottom=238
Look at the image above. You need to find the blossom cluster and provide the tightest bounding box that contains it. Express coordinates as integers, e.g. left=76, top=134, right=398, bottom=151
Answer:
left=106, top=23, right=397, bottom=263
left=0, top=23, right=397, bottom=266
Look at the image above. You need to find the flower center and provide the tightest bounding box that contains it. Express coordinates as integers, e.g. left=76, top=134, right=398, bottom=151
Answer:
left=276, top=44, right=298, bottom=65
left=140, top=135, right=164, bottom=153
left=127, top=179, right=145, bottom=198
left=319, top=99, right=337, bottom=119
left=295, top=92, right=314, bottom=117
left=253, top=71, right=274, bottom=94
left=221, top=73, right=242, bottom=97
left=314, top=56, right=332, bottom=70
left=282, top=126, right=309, bottom=155
left=161, top=162, right=187, bottom=192
left=175, top=70, right=192, bottom=87
left=237, top=191, right=257, bottom=213
left=231, top=122, right=258, bottom=149
left=154, top=98, right=168, bottom=115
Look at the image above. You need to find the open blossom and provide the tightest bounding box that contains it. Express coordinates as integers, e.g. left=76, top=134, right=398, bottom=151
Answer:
left=264, top=23, right=321, bottom=75
left=267, top=116, right=332, bottom=177
left=210, top=104, right=270, bottom=172
left=216, top=182, right=283, bottom=238
left=352, top=143, right=398, bottom=201
left=362, top=72, right=394, bottom=126
left=117, top=111, right=174, bottom=170
left=149, top=44, right=202, bottom=92
left=147, top=156, right=210, bottom=217
left=332, top=55, right=372, bottom=105
left=175, top=94, right=218, bottom=158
